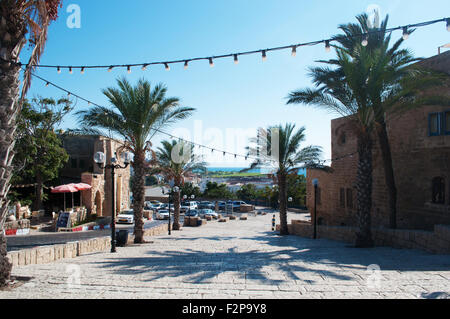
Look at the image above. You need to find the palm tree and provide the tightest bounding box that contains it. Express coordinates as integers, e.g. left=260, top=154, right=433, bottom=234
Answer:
left=287, top=45, right=377, bottom=247
left=0, top=0, right=62, bottom=288
left=152, top=140, right=206, bottom=230
left=330, top=13, right=448, bottom=229
left=246, top=124, right=322, bottom=235
left=77, top=78, right=195, bottom=243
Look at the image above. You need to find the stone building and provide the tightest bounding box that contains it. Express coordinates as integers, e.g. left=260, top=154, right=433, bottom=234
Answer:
left=59, top=135, right=131, bottom=217
left=306, top=51, right=450, bottom=231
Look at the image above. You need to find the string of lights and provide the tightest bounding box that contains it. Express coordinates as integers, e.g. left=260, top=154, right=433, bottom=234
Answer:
left=25, top=69, right=358, bottom=166
left=12, top=17, right=449, bottom=73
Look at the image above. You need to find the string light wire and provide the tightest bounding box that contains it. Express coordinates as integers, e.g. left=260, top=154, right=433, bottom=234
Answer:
left=8, top=17, right=447, bottom=73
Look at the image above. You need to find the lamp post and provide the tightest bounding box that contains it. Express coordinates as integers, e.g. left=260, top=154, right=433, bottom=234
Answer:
left=163, top=181, right=179, bottom=235
left=312, top=179, right=319, bottom=239
left=94, top=151, right=131, bottom=253
left=288, top=197, right=293, bottom=211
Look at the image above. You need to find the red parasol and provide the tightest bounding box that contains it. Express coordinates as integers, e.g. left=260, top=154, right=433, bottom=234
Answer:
left=51, top=184, right=79, bottom=211
left=69, top=183, right=92, bottom=207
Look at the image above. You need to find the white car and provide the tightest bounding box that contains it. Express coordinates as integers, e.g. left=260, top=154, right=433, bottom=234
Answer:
left=156, top=210, right=170, bottom=220
left=199, top=209, right=218, bottom=219
left=117, top=210, right=135, bottom=224
left=180, top=201, right=197, bottom=214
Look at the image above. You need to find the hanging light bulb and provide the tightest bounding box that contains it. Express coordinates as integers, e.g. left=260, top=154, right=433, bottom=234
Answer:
left=141, top=64, right=148, bottom=71
left=57, top=66, right=61, bottom=74
left=234, top=154, right=237, bottom=159
left=223, top=151, right=226, bottom=156
left=69, top=67, right=73, bottom=74
left=127, top=65, right=131, bottom=73
left=108, top=66, right=113, bottom=72
left=402, top=27, right=409, bottom=40
left=361, top=34, right=369, bottom=47
left=45, top=82, right=50, bottom=87
left=165, top=63, right=170, bottom=71
left=80, top=67, right=85, bottom=74
left=234, top=54, right=239, bottom=64
left=67, top=92, right=71, bottom=97
left=447, top=18, right=450, bottom=32
left=291, top=46, right=297, bottom=57
left=262, top=50, right=267, bottom=61
left=209, top=58, right=214, bottom=67
left=184, top=61, right=189, bottom=70
left=325, top=40, right=331, bottom=52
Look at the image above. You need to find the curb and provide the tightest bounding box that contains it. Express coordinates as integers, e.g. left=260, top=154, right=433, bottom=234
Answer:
left=3, top=228, right=30, bottom=236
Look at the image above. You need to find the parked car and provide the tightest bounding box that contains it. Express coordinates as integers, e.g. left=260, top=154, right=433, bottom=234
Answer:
left=160, top=203, right=174, bottom=212
left=199, top=209, right=218, bottom=219
left=226, top=201, right=247, bottom=212
left=198, top=201, right=215, bottom=210
left=216, top=201, right=226, bottom=211
left=117, top=210, right=135, bottom=224
left=156, top=210, right=170, bottom=220
left=180, top=201, right=197, bottom=213
left=185, top=209, right=199, bottom=217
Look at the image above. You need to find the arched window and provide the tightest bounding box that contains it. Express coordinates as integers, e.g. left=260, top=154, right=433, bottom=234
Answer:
left=432, top=177, right=445, bottom=204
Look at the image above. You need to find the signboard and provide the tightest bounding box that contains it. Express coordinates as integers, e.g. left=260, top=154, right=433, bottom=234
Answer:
left=57, top=212, right=71, bottom=229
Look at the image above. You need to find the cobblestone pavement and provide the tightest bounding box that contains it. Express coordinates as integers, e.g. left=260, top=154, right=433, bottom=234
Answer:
left=1, top=213, right=449, bottom=299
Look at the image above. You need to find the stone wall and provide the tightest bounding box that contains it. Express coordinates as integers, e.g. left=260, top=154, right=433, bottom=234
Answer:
left=285, top=220, right=450, bottom=255
left=7, top=224, right=169, bottom=267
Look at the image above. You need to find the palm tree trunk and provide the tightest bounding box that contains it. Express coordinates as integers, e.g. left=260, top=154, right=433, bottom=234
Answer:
left=355, top=132, right=374, bottom=248
left=132, top=150, right=145, bottom=243
left=376, top=122, right=397, bottom=229
left=172, top=190, right=181, bottom=230
left=278, top=172, right=289, bottom=235
left=0, top=2, right=27, bottom=287
left=0, top=232, right=11, bottom=287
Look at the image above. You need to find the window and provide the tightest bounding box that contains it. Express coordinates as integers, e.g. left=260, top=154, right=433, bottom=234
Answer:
left=429, top=113, right=441, bottom=136
left=445, top=111, right=450, bottom=135
left=428, top=111, right=450, bottom=136
left=339, top=188, right=345, bottom=208
left=432, top=177, right=445, bottom=204
left=346, top=188, right=353, bottom=209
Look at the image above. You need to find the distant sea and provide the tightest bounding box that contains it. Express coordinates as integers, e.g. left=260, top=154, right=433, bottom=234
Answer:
left=207, top=167, right=306, bottom=176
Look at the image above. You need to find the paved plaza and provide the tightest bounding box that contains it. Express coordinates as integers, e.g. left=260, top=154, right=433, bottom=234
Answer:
left=1, top=213, right=449, bottom=299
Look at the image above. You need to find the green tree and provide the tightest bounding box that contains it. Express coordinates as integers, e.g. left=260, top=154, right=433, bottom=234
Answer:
left=236, top=184, right=258, bottom=202
left=287, top=13, right=448, bottom=246
left=180, top=182, right=202, bottom=199
left=152, top=140, right=206, bottom=230
left=77, top=78, right=195, bottom=243
left=328, top=13, right=449, bottom=229
left=11, top=97, right=72, bottom=210
left=287, top=174, right=307, bottom=207
left=0, top=0, right=63, bottom=288
left=246, top=124, right=322, bottom=235
left=203, top=182, right=234, bottom=200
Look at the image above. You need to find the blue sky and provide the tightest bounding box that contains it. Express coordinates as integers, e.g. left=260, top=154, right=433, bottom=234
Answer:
left=21, top=0, right=450, bottom=167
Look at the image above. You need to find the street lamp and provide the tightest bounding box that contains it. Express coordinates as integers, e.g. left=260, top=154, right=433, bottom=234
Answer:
left=312, top=179, right=319, bottom=239
left=288, top=197, right=293, bottom=211
left=162, top=181, right=179, bottom=235
left=94, top=151, right=131, bottom=253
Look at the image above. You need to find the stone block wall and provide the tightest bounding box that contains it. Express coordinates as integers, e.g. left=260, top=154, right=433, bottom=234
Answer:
left=285, top=220, right=450, bottom=255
